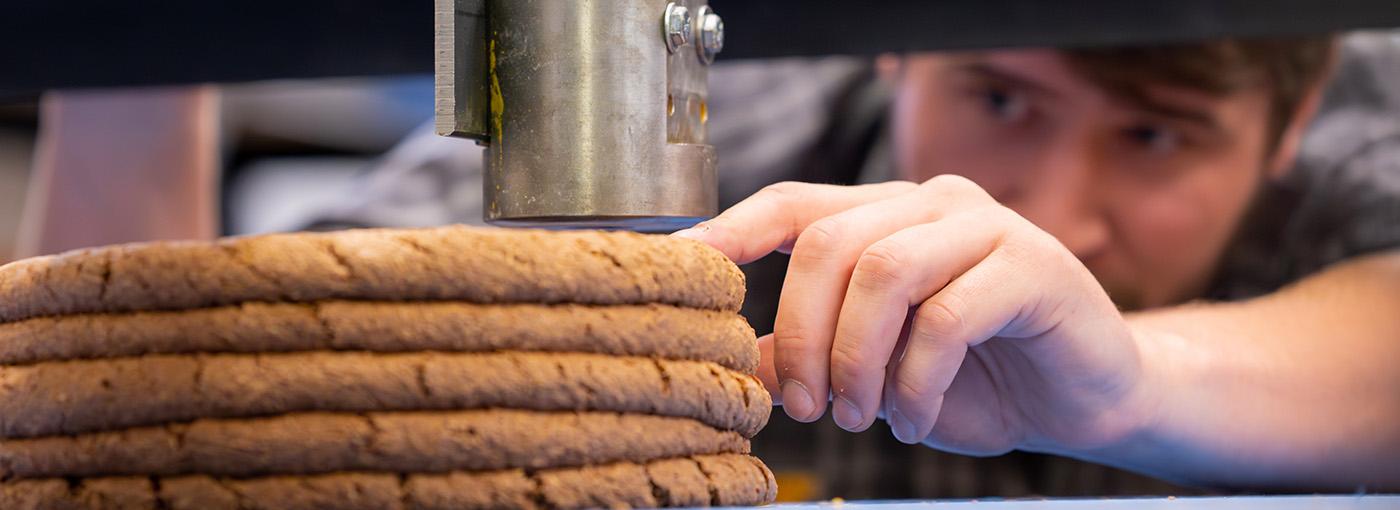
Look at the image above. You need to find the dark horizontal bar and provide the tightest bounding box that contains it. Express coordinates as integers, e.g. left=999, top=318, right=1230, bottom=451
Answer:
left=708, top=0, right=1400, bottom=58
left=3, top=0, right=1398, bottom=94
left=0, top=0, right=433, bottom=94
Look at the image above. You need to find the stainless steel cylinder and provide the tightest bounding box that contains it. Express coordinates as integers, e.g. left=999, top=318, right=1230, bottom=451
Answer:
left=483, top=0, right=717, bottom=231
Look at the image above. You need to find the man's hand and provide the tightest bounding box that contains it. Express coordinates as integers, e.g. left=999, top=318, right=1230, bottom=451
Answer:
left=675, top=176, right=1153, bottom=455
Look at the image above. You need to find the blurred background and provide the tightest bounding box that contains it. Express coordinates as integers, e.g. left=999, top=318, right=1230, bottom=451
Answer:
left=0, top=103, right=34, bottom=261
left=0, top=76, right=435, bottom=263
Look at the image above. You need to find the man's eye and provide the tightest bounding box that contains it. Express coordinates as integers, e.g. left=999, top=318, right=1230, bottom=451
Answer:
left=1124, top=125, right=1181, bottom=153
left=981, top=87, right=1029, bottom=122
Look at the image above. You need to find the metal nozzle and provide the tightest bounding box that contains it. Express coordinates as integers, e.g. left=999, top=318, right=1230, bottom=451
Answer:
left=436, top=0, right=721, bottom=232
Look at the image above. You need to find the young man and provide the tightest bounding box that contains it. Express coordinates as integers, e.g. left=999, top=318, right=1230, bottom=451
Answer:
left=19, top=33, right=1400, bottom=495
left=672, top=36, right=1400, bottom=491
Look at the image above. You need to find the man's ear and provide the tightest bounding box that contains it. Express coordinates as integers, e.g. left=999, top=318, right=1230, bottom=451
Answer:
left=1267, top=51, right=1339, bottom=180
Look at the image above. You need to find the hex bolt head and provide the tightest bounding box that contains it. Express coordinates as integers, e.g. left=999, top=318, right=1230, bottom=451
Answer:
left=663, top=3, right=692, bottom=53
left=695, top=6, right=724, bottom=64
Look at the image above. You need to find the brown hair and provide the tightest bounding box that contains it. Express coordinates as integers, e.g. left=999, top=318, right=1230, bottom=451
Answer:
left=1062, top=35, right=1338, bottom=151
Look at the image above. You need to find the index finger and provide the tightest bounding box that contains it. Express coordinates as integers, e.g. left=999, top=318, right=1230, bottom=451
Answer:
left=673, top=181, right=917, bottom=264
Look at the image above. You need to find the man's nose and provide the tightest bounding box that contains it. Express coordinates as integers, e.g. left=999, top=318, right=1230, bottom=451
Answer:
left=1012, top=139, right=1112, bottom=260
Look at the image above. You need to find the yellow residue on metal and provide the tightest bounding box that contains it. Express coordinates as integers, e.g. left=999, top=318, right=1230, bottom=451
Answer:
left=488, top=36, right=504, bottom=143
left=487, top=35, right=505, bottom=215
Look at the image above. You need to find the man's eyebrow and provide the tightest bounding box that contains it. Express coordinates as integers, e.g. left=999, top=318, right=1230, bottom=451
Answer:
left=1125, top=97, right=1223, bottom=131
left=950, top=59, right=1225, bottom=131
left=949, top=62, right=1061, bottom=99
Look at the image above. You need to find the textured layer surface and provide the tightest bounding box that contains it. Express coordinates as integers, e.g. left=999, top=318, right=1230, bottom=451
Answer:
left=0, top=411, right=749, bottom=479
left=0, top=454, right=777, bottom=509
left=0, top=351, right=770, bottom=439
left=0, top=225, right=745, bottom=323
left=0, top=301, right=758, bottom=371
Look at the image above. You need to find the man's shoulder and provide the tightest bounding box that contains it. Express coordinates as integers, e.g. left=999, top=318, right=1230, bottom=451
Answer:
left=709, top=58, right=880, bottom=202
left=1211, top=32, right=1400, bottom=300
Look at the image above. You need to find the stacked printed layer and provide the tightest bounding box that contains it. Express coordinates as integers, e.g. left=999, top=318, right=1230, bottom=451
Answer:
left=0, top=226, right=775, bottom=509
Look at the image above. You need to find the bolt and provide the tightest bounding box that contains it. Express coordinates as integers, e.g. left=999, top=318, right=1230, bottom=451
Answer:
left=663, top=3, right=691, bottom=54
left=695, top=6, right=724, bottom=64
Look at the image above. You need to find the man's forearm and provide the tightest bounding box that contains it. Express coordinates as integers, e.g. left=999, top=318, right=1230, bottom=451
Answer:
left=16, top=86, right=221, bottom=258
left=1067, top=252, right=1400, bottom=490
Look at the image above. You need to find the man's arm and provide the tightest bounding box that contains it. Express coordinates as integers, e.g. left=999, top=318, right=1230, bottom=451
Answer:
left=1081, top=251, right=1400, bottom=490
left=16, top=86, right=220, bottom=258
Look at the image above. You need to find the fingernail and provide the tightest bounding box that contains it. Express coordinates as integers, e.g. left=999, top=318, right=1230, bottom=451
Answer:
left=888, top=409, right=920, bottom=444
left=833, top=395, right=864, bottom=431
left=780, top=379, right=816, bottom=422
left=670, top=223, right=710, bottom=239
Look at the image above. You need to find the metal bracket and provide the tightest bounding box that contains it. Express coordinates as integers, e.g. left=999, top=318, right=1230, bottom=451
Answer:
left=434, top=0, right=490, bottom=140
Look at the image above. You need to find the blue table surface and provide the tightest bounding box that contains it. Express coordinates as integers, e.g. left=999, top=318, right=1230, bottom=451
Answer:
left=727, top=495, right=1400, bottom=509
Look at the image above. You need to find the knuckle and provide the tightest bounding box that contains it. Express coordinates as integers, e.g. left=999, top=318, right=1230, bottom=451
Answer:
left=976, top=205, right=1035, bottom=246
left=771, top=323, right=817, bottom=351
left=771, top=324, right=827, bottom=369
left=828, top=340, right=875, bottom=386
left=851, top=242, right=908, bottom=292
left=985, top=204, right=1020, bottom=224
left=790, top=217, right=846, bottom=263
left=876, top=180, right=921, bottom=194
left=756, top=181, right=809, bottom=203
left=894, top=374, right=936, bottom=405
left=1000, top=231, right=1047, bottom=266
left=997, top=215, right=1067, bottom=264
left=913, top=298, right=966, bottom=341
left=922, top=174, right=984, bottom=196
left=994, top=239, right=1035, bottom=269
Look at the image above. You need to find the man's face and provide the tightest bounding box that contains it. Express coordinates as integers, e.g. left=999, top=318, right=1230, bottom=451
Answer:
left=891, top=49, right=1279, bottom=309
